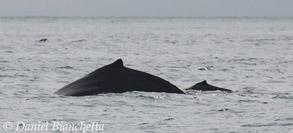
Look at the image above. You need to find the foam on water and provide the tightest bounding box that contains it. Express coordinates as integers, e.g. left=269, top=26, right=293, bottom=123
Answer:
left=0, top=17, right=293, bottom=132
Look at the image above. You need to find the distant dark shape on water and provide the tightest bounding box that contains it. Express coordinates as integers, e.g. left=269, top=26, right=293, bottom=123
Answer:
left=55, top=59, right=185, bottom=96
left=186, top=80, right=232, bottom=92
left=39, top=38, right=48, bottom=42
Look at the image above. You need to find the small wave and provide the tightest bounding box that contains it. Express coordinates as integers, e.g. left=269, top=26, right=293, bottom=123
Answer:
left=198, top=66, right=214, bottom=71
left=163, top=118, right=174, bottom=121
left=70, top=39, right=87, bottom=43
left=62, top=39, right=87, bottom=45
left=0, top=74, right=14, bottom=78
left=272, top=95, right=293, bottom=99
left=135, top=94, right=165, bottom=100
left=138, top=122, right=149, bottom=125
left=236, top=90, right=293, bottom=100
left=275, top=118, right=293, bottom=121
left=164, top=39, right=178, bottom=44
left=0, top=60, right=9, bottom=63
left=4, top=50, right=13, bottom=53
left=237, top=99, right=268, bottom=104
left=185, top=90, right=232, bottom=95
left=56, top=66, right=74, bottom=69
left=241, top=122, right=293, bottom=127
left=217, top=108, right=230, bottom=112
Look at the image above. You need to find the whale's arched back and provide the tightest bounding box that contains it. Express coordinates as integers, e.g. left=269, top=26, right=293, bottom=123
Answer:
left=55, top=59, right=185, bottom=96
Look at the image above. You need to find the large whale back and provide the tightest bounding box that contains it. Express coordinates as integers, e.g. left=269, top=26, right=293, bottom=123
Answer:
left=55, top=59, right=184, bottom=96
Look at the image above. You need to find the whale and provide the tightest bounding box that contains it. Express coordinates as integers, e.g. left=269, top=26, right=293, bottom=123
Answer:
left=55, top=59, right=185, bottom=96
left=55, top=59, right=232, bottom=96
left=185, top=80, right=232, bottom=92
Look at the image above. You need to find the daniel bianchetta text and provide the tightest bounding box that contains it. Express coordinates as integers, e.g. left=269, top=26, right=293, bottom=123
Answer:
left=2, top=121, right=104, bottom=132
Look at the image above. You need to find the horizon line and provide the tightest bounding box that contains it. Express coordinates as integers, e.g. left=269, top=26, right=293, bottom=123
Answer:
left=1, top=15, right=293, bottom=19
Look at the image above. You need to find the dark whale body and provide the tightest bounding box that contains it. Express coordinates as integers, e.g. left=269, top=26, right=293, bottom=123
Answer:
left=55, top=59, right=185, bottom=96
left=186, top=80, right=232, bottom=92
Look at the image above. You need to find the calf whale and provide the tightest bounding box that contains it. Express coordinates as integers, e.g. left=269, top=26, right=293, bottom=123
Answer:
left=185, top=80, right=232, bottom=92
left=55, top=59, right=185, bottom=96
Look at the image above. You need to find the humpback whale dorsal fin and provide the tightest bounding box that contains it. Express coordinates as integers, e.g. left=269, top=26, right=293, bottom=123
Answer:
left=201, top=80, right=208, bottom=85
left=111, top=59, right=124, bottom=67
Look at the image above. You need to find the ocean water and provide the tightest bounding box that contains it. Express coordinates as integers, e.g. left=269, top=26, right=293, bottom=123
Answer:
left=0, top=17, right=293, bottom=132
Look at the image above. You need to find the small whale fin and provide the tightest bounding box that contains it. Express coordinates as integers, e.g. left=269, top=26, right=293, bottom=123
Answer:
left=199, top=80, right=208, bottom=85
left=110, top=59, right=124, bottom=67
left=185, top=80, right=232, bottom=92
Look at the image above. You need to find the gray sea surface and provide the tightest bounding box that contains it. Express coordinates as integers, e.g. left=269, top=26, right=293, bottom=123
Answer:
left=0, top=17, right=293, bottom=133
